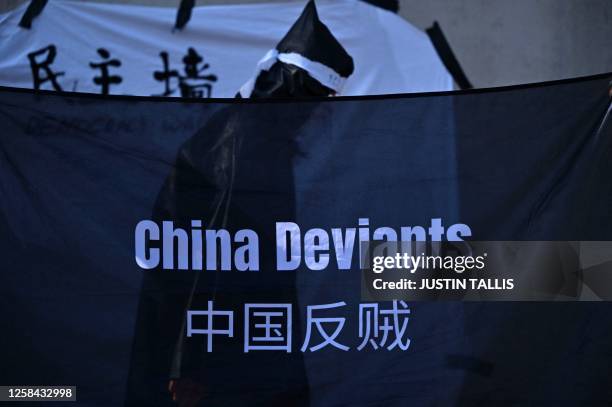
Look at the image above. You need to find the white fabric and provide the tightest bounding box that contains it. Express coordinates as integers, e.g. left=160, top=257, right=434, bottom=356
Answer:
left=238, top=49, right=349, bottom=97
left=0, top=0, right=452, bottom=97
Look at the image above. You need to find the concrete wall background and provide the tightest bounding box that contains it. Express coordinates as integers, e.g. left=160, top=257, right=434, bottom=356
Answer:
left=400, top=0, right=612, bottom=87
left=2, top=0, right=611, bottom=88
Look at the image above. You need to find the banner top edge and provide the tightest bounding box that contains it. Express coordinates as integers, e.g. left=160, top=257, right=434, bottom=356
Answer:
left=0, top=71, right=610, bottom=104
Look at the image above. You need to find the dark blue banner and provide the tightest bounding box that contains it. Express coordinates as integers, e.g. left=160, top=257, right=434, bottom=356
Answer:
left=0, top=74, right=611, bottom=406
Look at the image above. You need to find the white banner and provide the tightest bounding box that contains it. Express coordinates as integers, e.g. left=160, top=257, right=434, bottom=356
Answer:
left=0, top=0, right=452, bottom=97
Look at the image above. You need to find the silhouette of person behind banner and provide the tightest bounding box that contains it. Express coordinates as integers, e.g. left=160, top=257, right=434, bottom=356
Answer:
left=126, top=2, right=354, bottom=405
